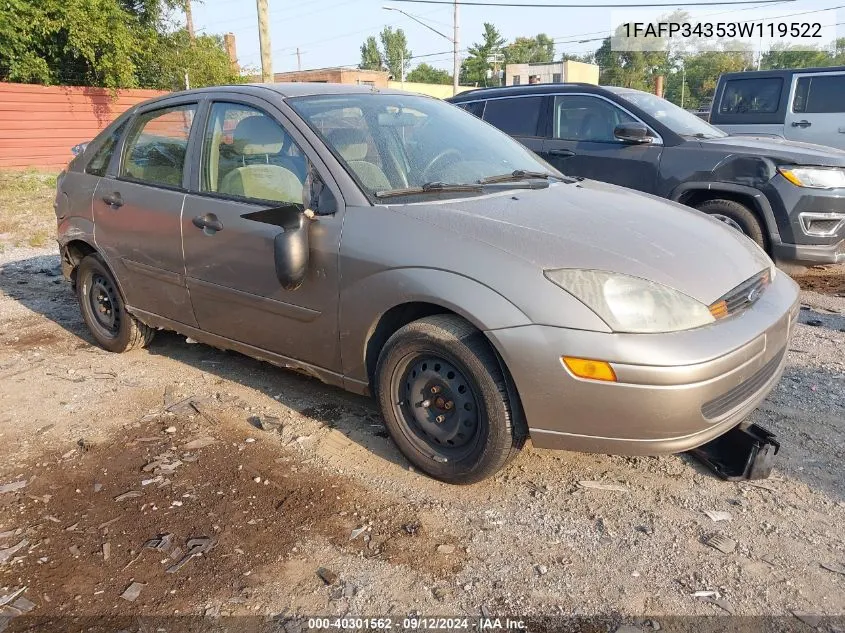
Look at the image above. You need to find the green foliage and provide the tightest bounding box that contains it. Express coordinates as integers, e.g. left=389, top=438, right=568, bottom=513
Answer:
left=760, top=44, right=835, bottom=71
left=406, top=62, right=452, bottom=85
left=503, top=34, right=555, bottom=65
left=0, top=0, right=241, bottom=89
left=380, top=27, right=411, bottom=80
left=461, top=23, right=506, bottom=86
left=359, top=36, right=382, bottom=71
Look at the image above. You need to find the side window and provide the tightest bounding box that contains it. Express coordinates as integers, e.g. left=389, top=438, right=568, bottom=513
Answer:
left=483, top=97, right=542, bottom=137
left=202, top=103, right=307, bottom=205
left=86, top=121, right=127, bottom=177
left=120, top=104, right=196, bottom=187
left=718, top=78, right=783, bottom=115
left=458, top=101, right=485, bottom=118
left=793, top=75, right=845, bottom=114
left=553, top=95, right=637, bottom=142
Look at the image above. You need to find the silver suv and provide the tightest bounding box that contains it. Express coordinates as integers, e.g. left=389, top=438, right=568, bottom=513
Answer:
left=56, top=84, right=799, bottom=483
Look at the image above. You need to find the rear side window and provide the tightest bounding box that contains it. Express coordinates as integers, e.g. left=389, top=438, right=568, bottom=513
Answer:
left=718, top=78, right=783, bottom=115
left=793, top=74, right=845, bottom=114
left=120, top=104, right=197, bottom=187
left=482, top=96, right=543, bottom=137
left=85, top=121, right=126, bottom=177
left=458, top=101, right=485, bottom=118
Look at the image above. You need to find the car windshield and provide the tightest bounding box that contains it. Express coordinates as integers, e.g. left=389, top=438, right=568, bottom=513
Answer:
left=609, top=88, right=728, bottom=139
left=288, top=93, right=559, bottom=198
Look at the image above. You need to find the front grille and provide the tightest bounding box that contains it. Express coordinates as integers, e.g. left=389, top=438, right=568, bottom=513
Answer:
left=701, top=348, right=785, bottom=420
left=709, top=270, right=770, bottom=319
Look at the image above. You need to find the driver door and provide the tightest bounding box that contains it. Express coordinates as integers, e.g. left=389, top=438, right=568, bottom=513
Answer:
left=540, top=94, right=662, bottom=192
left=181, top=97, right=344, bottom=372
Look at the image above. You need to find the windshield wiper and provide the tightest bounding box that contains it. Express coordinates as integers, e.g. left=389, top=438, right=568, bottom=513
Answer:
left=374, top=181, right=483, bottom=199
left=477, top=169, right=558, bottom=185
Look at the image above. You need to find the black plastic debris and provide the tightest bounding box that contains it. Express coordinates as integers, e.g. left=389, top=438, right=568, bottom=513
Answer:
left=689, top=423, right=780, bottom=481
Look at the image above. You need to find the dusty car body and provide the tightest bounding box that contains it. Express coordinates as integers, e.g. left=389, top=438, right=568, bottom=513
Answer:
left=55, top=84, right=800, bottom=483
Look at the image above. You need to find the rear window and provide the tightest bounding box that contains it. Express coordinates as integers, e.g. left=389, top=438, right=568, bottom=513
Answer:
left=482, top=96, right=543, bottom=137
left=793, top=74, right=845, bottom=114
left=718, top=77, right=783, bottom=115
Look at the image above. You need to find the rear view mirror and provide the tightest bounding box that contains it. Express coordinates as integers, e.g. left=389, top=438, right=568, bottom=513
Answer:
left=614, top=122, right=653, bottom=144
left=377, top=112, right=424, bottom=127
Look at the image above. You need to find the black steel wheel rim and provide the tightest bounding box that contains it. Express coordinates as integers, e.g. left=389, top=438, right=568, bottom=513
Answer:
left=87, top=273, right=121, bottom=338
left=392, top=354, right=483, bottom=462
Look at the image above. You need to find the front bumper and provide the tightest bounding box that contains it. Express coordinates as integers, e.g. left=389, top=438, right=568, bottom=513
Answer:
left=772, top=239, right=845, bottom=265
left=486, top=272, right=800, bottom=455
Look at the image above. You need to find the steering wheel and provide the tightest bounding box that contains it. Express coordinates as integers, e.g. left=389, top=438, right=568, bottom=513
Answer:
left=422, top=148, right=462, bottom=182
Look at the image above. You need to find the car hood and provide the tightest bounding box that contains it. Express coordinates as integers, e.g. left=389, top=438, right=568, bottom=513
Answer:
left=701, top=135, right=845, bottom=166
left=391, top=180, right=772, bottom=305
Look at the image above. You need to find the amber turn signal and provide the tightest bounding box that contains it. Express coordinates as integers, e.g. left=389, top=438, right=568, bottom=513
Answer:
left=709, top=299, right=729, bottom=319
left=561, top=357, right=617, bottom=382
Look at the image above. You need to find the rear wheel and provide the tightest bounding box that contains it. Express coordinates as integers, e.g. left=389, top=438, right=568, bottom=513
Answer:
left=696, top=199, right=767, bottom=250
left=76, top=254, right=155, bottom=353
left=375, top=315, right=524, bottom=484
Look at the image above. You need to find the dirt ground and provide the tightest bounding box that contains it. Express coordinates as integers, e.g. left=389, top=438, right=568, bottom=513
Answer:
left=0, top=245, right=844, bottom=632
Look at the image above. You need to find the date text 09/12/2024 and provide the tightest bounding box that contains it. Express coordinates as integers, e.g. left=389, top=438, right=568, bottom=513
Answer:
left=306, top=617, right=527, bottom=630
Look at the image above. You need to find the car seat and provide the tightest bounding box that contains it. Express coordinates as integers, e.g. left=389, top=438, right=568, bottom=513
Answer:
left=326, top=128, right=391, bottom=191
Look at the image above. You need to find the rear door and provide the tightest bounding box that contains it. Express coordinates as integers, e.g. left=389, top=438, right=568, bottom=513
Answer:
left=181, top=96, right=344, bottom=372
left=93, top=99, right=199, bottom=326
left=786, top=71, right=845, bottom=151
left=540, top=94, right=662, bottom=192
left=480, top=95, right=546, bottom=154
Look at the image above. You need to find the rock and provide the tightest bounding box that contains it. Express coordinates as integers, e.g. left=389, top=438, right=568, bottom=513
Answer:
left=704, top=533, right=736, bottom=554
left=432, top=585, right=451, bottom=600
left=120, top=582, right=144, bottom=602
left=350, top=527, right=367, bottom=541
left=68, top=545, right=80, bottom=557
left=0, top=480, right=27, bottom=494
left=703, top=510, right=732, bottom=522
left=436, top=544, right=456, bottom=555
left=535, top=564, right=548, bottom=576
left=806, top=319, right=823, bottom=327
left=0, top=539, right=29, bottom=564
left=114, top=490, right=142, bottom=502
left=691, top=590, right=719, bottom=598
left=343, top=583, right=357, bottom=598
left=102, top=542, right=110, bottom=561
left=0, top=587, right=26, bottom=607
left=821, top=562, right=845, bottom=575
left=250, top=415, right=282, bottom=432
left=577, top=480, right=628, bottom=493
left=164, top=426, right=177, bottom=434
left=182, top=436, right=216, bottom=450
left=316, top=567, right=338, bottom=585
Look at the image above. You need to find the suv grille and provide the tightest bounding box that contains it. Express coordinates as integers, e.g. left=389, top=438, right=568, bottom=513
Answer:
left=709, top=270, right=771, bottom=319
left=701, top=349, right=785, bottom=420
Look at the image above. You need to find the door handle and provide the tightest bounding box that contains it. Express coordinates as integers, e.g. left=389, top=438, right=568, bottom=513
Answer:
left=547, top=148, right=576, bottom=157
left=192, top=213, right=224, bottom=233
left=791, top=120, right=812, bottom=128
left=102, top=192, right=123, bottom=208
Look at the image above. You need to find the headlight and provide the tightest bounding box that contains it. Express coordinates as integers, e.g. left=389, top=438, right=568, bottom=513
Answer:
left=545, top=269, right=715, bottom=333
left=778, top=166, right=845, bottom=189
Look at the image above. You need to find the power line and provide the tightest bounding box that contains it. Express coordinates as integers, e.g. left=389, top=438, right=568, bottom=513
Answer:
left=391, top=0, right=794, bottom=6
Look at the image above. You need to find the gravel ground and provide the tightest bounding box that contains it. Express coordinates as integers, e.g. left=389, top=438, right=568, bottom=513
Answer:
left=0, top=245, right=843, bottom=632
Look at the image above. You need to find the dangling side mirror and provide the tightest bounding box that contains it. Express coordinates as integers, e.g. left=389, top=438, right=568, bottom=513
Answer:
left=274, top=213, right=310, bottom=291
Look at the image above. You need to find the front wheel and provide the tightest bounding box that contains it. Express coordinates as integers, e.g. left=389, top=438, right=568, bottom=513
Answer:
left=696, top=199, right=767, bottom=251
left=76, top=254, right=155, bottom=353
left=375, top=315, right=525, bottom=484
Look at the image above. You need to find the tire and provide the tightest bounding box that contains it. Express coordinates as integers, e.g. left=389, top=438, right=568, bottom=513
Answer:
left=375, top=314, right=525, bottom=484
left=696, top=199, right=767, bottom=250
left=75, top=254, right=155, bottom=353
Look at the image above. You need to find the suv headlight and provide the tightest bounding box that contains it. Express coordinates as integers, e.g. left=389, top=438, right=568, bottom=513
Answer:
left=778, top=166, right=845, bottom=189
left=545, top=269, right=715, bottom=333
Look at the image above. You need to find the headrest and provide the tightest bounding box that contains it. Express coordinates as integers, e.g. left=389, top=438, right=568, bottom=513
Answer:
left=232, top=116, right=285, bottom=155
left=327, top=127, right=369, bottom=162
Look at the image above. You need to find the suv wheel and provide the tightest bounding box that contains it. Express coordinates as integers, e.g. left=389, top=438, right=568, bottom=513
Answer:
left=375, top=314, right=525, bottom=484
left=696, top=199, right=767, bottom=250
left=76, top=254, right=155, bottom=353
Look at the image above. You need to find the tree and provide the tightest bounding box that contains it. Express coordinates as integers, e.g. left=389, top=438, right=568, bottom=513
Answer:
left=406, top=63, right=452, bottom=84
left=761, top=44, right=833, bottom=70
left=461, top=23, right=506, bottom=86
left=359, top=36, right=382, bottom=71
left=0, top=0, right=241, bottom=89
left=594, top=36, right=669, bottom=92
left=503, top=34, right=555, bottom=65
left=379, top=26, right=411, bottom=80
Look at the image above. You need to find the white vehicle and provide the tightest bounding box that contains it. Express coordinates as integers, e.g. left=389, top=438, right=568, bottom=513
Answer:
left=710, top=66, right=845, bottom=152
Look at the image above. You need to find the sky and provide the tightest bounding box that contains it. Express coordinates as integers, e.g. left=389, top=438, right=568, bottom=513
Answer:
left=188, top=0, right=841, bottom=75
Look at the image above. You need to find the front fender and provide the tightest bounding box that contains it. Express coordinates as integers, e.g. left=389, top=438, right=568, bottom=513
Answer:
left=339, top=267, right=532, bottom=386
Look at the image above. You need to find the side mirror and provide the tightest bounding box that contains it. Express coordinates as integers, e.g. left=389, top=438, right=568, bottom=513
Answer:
left=614, top=122, right=653, bottom=144
left=71, top=142, right=89, bottom=157
left=274, top=213, right=310, bottom=291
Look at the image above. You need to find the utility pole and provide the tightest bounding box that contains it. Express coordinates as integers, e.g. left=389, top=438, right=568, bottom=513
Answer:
left=184, top=0, right=195, bottom=39
left=452, top=0, right=460, bottom=96
left=296, top=47, right=302, bottom=71
left=257, top=0, right=274, bottom=83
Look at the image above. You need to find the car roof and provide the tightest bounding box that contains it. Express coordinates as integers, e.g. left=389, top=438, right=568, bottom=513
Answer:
left=449, top=83, right=608, bottom=101
left=140, top=82, right=427, bottom=104
left=718, top=66, right=845, bottom=81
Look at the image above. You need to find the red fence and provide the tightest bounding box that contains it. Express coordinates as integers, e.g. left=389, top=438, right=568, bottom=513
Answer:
left=0, top=83, right=167, bottom=170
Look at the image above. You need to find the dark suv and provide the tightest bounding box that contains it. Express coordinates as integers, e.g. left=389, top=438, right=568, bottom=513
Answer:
left=449, top=84, right=845, bottom=266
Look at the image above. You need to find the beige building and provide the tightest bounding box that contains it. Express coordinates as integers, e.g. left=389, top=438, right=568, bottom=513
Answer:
left=271, top=68, right=390, bottom=87
left=505, top=61, right=599, bottom=86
